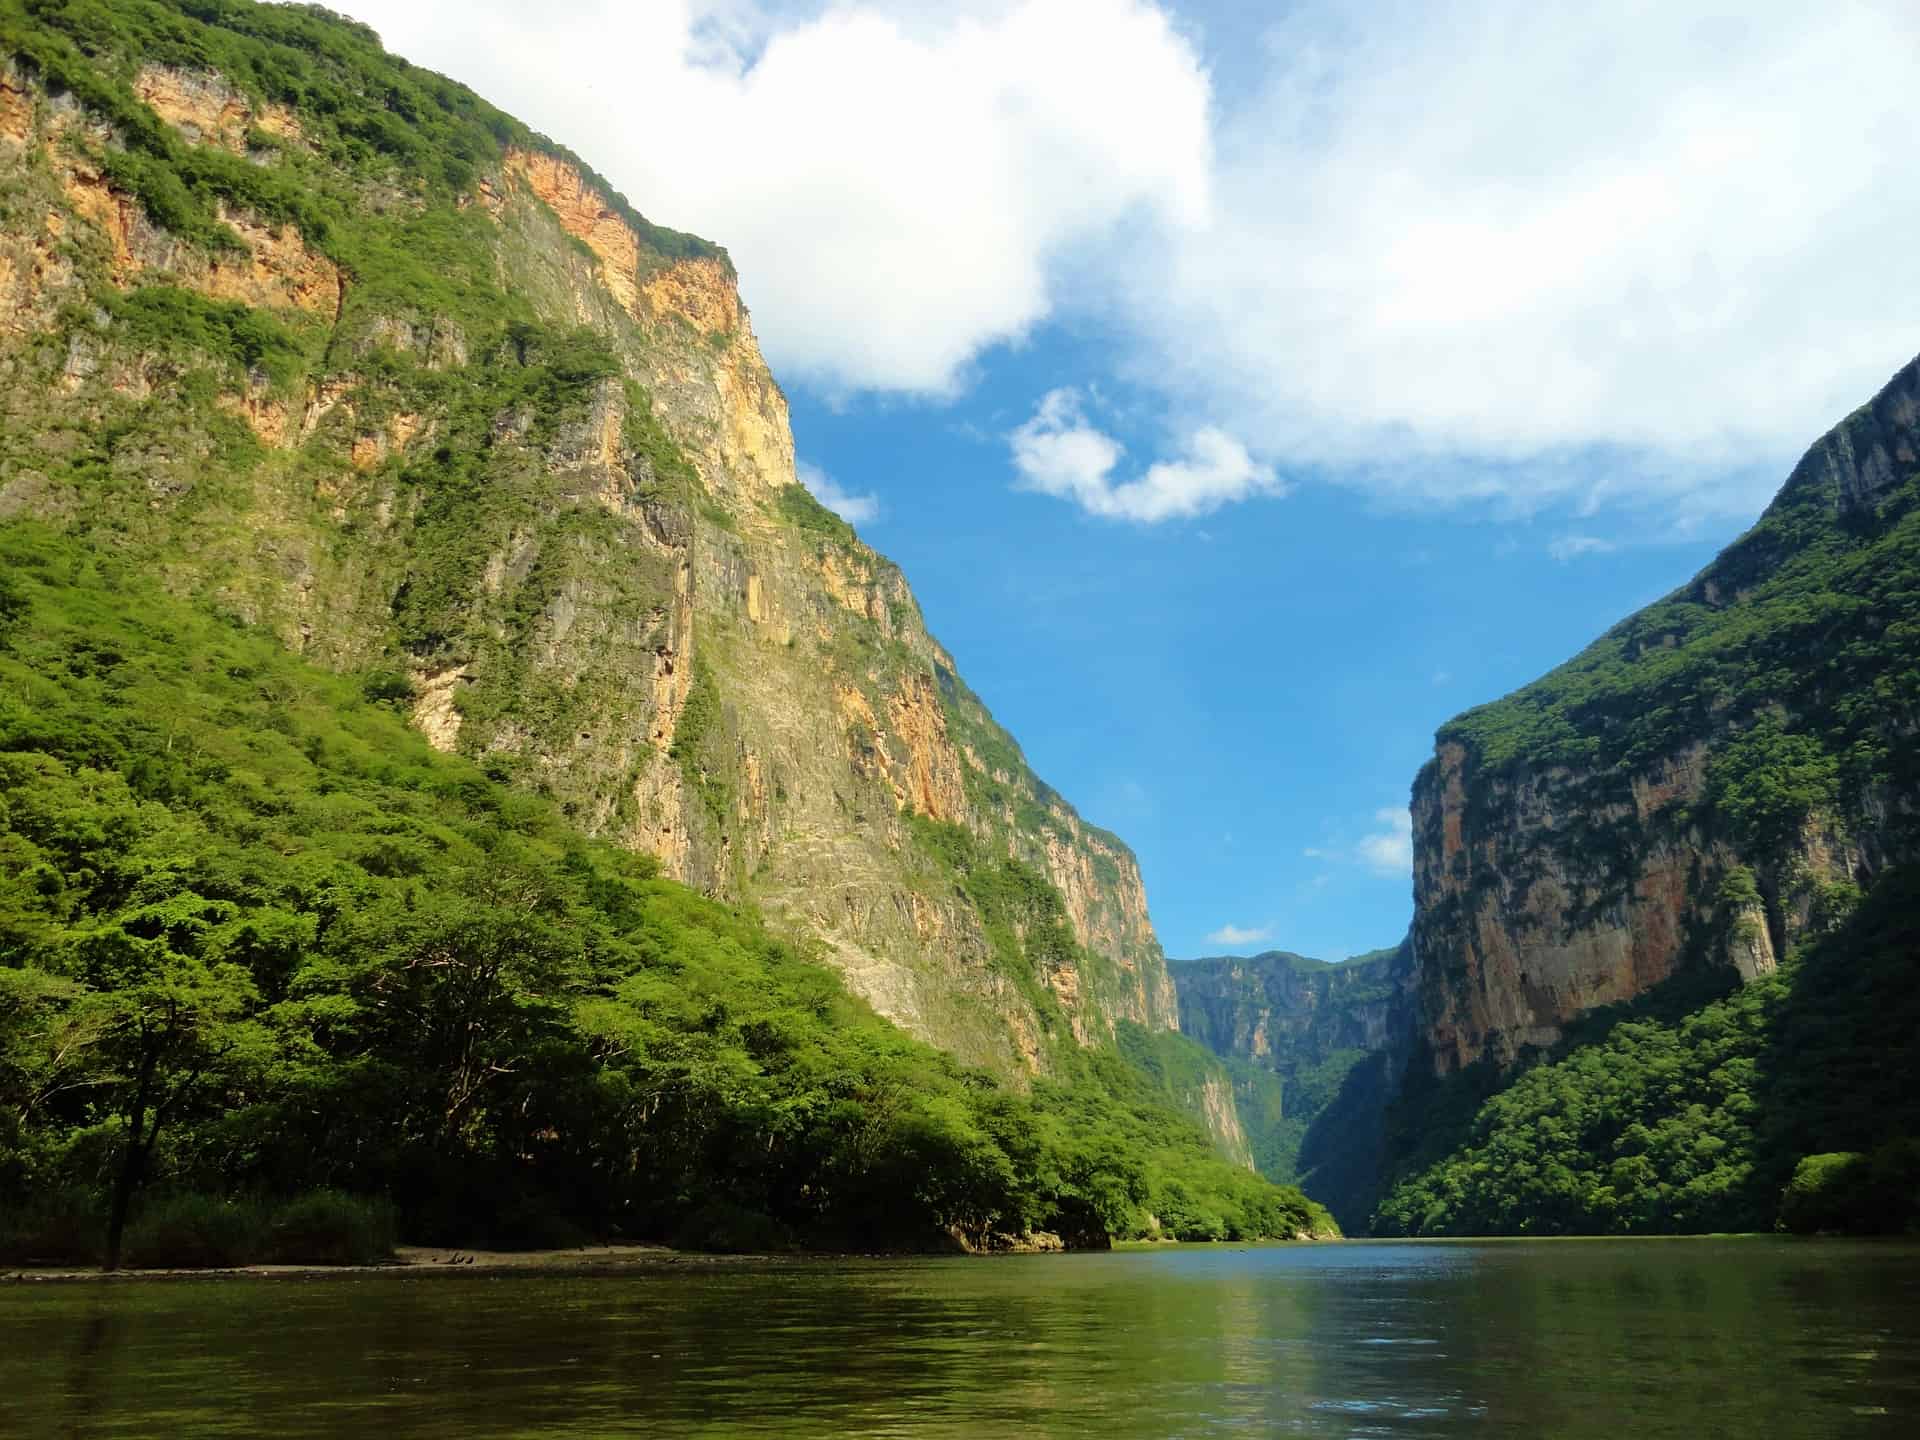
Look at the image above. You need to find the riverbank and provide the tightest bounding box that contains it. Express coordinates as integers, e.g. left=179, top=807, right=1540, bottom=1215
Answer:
left=0, top=1242, right=795, bottom=1284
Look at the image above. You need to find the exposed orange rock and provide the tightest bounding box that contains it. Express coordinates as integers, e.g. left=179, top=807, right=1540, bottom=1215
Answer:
left=885, top=674, right=968, bottom=823
left=411, top=666, right=470, bottom=753
left=61, top=164, right=142, bottom=272
left=0, top=65, right=31, bottom=148
left=638, top=255, right=740, bottom=335
left=301, top=375, right=357, bottom=437
left=133, top=65, right=251, bottom=150
left=347, top=411, right=426, bottom=469
left=60, top=155, right=339, bottom=315
left=836, top=682, right=880, bottom=736
left=1413, top=738, right=1856, bottom=1073
left=506, top=149, right=646, bottom=314
left=389, top=412, right=425, bottom=450
left=202, top=206, right=340, bottom=314
left=217, top=381, right=291, bottom=446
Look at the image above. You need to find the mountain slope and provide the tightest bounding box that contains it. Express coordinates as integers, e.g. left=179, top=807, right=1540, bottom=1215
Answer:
left=1381, top=353, right=1920, bottom=1234
left=1412, top=353, right=1920, bottom=1074
left=0, top=0, right=1320, bottom=1251
left=0, top=523, right=1334, bottom=1256
left=0, top=0, right=1179, bottom=1096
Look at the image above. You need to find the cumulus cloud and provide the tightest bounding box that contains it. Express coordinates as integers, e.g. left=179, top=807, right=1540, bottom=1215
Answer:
left=1355, top=809, right=1413, bottom=877
left=1206, top=923, right=1273, bottom=946
left=1132, top=0, right=1920, bottom=515
left=798, top=461, right=879, bottom=525
left=1009, top=389, right=1282, bottom=521
left=342, top=0, right=1210, bottom=395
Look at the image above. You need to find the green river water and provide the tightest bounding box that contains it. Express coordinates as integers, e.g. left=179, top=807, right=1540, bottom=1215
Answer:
left=2, top=1238, right=1916, bottom=1437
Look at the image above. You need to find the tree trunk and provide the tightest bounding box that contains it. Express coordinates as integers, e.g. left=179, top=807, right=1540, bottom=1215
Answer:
left=102, top=1043, right=158, bottom=1273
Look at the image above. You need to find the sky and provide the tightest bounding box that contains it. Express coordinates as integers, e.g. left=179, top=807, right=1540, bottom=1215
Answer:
left=341, top=0, right=1920, bottom=961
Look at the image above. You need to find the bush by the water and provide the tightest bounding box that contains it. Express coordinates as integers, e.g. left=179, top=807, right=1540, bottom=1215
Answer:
left=266, top=1190, right=398, bottom=1265
left=122, top=1195, right=269, bottom=1269
left=1778, top=1142, right=1920, bottom=1236
left=4, top=1191, right=397, bottom=1269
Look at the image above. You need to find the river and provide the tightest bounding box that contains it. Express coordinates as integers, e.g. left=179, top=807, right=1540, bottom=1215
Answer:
left=3, top=1238, right=1916, bottom=1436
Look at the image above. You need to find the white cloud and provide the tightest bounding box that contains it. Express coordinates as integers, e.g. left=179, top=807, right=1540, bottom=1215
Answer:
left=1547, top=534, right=1619, bottom=562
left=1206, top=923, right=1273, bottom=946
left=1009, top=389, right=1283, bottom=521
left=798, top=461, right=879, bottom=525
left=1130, top=0, right=1920, bottom=515
left=1355, top=808, right=1413, bottom=877
left=342, top=0, right=1210, bottom=396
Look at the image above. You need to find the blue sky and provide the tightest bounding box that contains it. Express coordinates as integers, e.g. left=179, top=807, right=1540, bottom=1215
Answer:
left=345, top=0, right=1919, bottom=959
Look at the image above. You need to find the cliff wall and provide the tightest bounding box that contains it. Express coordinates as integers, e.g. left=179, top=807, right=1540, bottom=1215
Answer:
left=0, top=16, right=1183, bottom=1098
left=1410, top=356, right=1920, bottom=1073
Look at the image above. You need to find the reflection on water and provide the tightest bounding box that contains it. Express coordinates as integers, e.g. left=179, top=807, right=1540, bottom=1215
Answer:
left=3, top=1239, right=1917, bottom=1437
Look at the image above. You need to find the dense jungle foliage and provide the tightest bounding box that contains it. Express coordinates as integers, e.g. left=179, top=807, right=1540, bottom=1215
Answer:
left=1375, top=866, right=1920, bottom=1236
left=0, top=527, right=1333, bottom=1264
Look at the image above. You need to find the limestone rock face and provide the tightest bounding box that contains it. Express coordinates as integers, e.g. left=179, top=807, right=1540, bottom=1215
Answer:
left=1409, top=357, right=1920, bottom=1075
left=0, top=45, right=1185, bottom=1096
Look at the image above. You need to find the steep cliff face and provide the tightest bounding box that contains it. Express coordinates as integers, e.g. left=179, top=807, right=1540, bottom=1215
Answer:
left=0, top=5, right=1181, bottom=1093
left=1171, top=940, right=1416, bottom=1229
left=1411, top=355, right=1920, bottom=1074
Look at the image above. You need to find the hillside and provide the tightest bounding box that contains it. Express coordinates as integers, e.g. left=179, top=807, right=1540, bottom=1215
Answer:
left=0, top=526, right=1330, bottom=1258
left=1382, top=352, right=1920, bottom=1234
left=0, top=0, right=1313, bottom=1255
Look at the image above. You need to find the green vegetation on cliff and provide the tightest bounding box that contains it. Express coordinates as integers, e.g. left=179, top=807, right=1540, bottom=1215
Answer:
left=1391, top=359, right=1920, bottom=1237
left=1434, top=361, right=1920, bottom=873
left=0, top=0, right=722, bottom=273
left=1376, top=867, right=1920, bottom=1236
left=0, top=526, right=1331, bottom=1261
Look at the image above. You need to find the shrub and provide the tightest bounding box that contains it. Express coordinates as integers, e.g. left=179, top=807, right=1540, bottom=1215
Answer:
left=122, top=1194, right=269, bottom=1268
left=1778, top=1152, right=1867, bottom=1234
left=267, top=1191, right=397, bottom=1266
left=669, top=1202, right=793, bottom=1254
left=0, top=1190, right=105, bottom=1267
left=360, top=669, right=416, bottom=704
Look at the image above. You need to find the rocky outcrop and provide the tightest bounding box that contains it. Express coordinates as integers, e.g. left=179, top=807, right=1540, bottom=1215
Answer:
left=132, top=63, right=303, bottom=151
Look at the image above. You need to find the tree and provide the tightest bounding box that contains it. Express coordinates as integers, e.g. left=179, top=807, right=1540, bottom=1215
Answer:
left=68, top=893, right=265, bottom=1270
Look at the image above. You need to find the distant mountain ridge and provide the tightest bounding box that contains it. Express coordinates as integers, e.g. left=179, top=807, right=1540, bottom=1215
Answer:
left=1171, top=940, right=1415, bottom=1230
